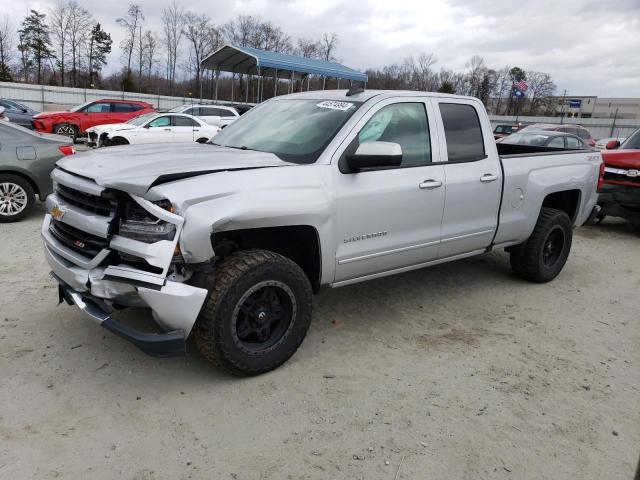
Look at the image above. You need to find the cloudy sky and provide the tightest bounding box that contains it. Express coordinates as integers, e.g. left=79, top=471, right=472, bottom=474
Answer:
left=6, top=0, right=640, bottom=97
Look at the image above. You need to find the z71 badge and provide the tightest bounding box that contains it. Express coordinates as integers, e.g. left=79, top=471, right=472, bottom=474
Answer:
left=344, top=231, right=387, bottom=244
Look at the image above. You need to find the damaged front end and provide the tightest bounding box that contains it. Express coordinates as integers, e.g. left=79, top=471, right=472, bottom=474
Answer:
left=42, top=168, right=208, bottom=356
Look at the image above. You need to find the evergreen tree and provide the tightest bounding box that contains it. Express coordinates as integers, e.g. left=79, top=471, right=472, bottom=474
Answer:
left=87, top=23, right=112, bottom=86
left=19, top=10, right=55, bottom=84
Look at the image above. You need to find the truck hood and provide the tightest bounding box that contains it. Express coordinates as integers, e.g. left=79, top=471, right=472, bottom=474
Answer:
left=56, top=143, right=293, bottom=196
left=601, top=149, right=640, bottom=169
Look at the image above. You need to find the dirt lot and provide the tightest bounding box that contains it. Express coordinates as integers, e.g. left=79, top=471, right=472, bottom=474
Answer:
left=1, top=205, right=638, bottom=480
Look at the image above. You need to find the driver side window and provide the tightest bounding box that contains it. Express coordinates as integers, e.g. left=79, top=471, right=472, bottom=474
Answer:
left=357, top=103, right=431, bottom=167
left=148, top=116, right=171, bottom=128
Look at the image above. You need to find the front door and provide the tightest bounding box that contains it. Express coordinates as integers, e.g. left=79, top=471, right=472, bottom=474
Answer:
left=432, top=100, right=502, bottom=258
left=142, top=115, right=174, bottom=143
left=333, top=99, right=446, bottom=283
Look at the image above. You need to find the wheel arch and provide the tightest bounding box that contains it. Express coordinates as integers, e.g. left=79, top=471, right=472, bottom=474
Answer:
left=0, top=168, right=41, bottom=196
left=211, top=225, right=322, bottom=293
left=541, top=189, right=581, bottom=223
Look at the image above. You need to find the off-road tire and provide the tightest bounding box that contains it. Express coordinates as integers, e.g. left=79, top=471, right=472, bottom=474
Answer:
left=510, top=207, right=573, bottom=283
left=53, top=123, right=78, bottom=142
left=0, top=174, right=35, bottom=223
left=192, top=249, right=313, bottom=376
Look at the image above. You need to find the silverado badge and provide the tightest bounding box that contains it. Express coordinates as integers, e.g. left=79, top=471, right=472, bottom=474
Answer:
left=51, top=205, right=65, bottom=221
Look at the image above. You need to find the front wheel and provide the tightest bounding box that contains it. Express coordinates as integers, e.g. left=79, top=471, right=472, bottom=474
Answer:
left=509, top=207, right=573, bottom=283
left=193, top=249, right=313, bottom=376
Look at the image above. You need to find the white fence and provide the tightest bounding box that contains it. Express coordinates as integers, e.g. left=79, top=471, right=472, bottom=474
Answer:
left=489, top=115, right=640, bottom=140
left=0, top=81, right=247, bottom=111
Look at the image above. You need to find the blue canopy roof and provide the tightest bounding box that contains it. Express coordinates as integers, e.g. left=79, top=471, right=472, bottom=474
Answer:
left=201, top=44, right=368, bottom=82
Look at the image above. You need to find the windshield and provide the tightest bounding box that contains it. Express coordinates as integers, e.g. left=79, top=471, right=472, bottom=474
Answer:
left=128, top=113, right=157, bottom=126
left=494, top=125, right=516, bottom=134
left=620, top=129, right=640, bottom=149
left=501, top=132, right=551, bottom=146
left=211, top=98, right=361, bottom=164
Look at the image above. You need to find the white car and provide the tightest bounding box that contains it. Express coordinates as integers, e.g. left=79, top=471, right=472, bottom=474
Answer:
left=87, top=113, right=157, bottom=147
left=595, top=137, right=626, bottom=150
left=168, top=104, right=241, bottom=127
left=95, top=113, right=221, bottom=146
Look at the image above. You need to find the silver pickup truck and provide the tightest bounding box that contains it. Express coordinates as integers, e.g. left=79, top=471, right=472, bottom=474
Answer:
left=42, top=89, right=602, bottom=375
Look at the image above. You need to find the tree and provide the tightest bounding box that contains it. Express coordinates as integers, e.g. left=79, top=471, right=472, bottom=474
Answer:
left=319, top=32, right=338, bottom=61
left=117, top=4, right=143, bottom=76
left=526, top=71, right=556, bottom=115
left=0, top=15, right=13, bottom=81
left=161, top=0, right=184, bottom=94
left=438, top=81, right=456, bottom=94
left=86, top=23, right=111, bottom=86
left=507, top=66, right=527, bottom=115
left=142, top=30, right=158, bottom=86
left=492, top=66, right=511, bottom=115
left=19, top=10, right=55, bottom=84
left=296, top=38, right=318, bottom=58
left=404, top=53, right=437, bottom=91
left=66, top=1, right=92, bottom=86
left=50, top=1, right=71, bottom=85
left=183, top=12, right=216, bottom=95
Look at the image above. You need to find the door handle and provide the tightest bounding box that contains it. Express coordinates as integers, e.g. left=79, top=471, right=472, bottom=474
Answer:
left=480, top=174, right=498, bottom=183
left=419, top=179, right=442, bottom=189
left=163, top=128, right=171, bottom=131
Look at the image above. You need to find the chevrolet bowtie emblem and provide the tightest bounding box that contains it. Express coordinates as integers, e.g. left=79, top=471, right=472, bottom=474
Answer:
left=51, top=205, right=65, bottom=220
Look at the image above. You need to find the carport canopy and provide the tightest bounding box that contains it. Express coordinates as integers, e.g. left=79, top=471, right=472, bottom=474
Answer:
left=201, top=44, right=368, bottom=83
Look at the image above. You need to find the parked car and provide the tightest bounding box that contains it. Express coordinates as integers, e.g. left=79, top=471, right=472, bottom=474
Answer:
left=95, top=113, right=221, bottom=146
left=498, top=130, right=590, bottom=149
left=42, top=90, right=601, bottom=375
left=0, top=98, right=40, bottom=128
left=31, top=99, right=155, bottom=141
left=0, top=106, right=8, bottom=122
left=493, top=123, right=522, bottom=140
left=168, top=104, right=241, bottom=126
left=0, top=122, right=75, bottom=222
left=596, top=128, right=640, bottom=226
left=520, top=123, right=596, bottom=148
left=595, top=137, right=626, bottom=150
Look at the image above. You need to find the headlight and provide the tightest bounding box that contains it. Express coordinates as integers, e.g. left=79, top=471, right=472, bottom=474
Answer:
left=118, top=199, right=176, bottom=243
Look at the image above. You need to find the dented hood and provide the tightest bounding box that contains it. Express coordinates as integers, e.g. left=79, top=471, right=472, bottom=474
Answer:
left=56, top=143, right=292, bottom=196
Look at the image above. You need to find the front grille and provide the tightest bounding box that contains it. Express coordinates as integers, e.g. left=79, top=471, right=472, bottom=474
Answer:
left=49, top=220, right=109, bottom=257
left=56, top=183, right=116, bottom=216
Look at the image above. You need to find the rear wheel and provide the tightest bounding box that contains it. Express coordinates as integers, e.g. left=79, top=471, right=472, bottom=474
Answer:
left=0, top=174, right=35, bottom=223
left=510, top=207, right=573, bottom=283
left=53, top=123, right=78, bottom=142
left=193, top=249, right=313, bottom=376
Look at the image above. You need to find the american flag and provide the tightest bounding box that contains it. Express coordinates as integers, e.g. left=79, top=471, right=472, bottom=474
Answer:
left=514, top=79, right=529, bottom=92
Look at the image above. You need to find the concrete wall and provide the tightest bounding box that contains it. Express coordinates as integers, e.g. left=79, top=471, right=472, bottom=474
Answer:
left=489, top=115, right=640, bottom=139
left=0, top=81, right=249, bottom=112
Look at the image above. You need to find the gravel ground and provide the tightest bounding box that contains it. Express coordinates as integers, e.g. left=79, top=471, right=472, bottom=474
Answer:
left=1, top=204, right=639, bottom=480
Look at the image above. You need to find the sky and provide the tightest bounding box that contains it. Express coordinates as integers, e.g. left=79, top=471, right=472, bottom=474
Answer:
left=6, top=0, right=640, bottom=97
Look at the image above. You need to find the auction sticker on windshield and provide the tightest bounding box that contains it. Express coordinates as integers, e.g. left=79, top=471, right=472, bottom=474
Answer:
left=316, top=101, right=355, bottom=111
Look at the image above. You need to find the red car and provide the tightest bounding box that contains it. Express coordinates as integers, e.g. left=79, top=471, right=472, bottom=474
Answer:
left=32, top=99, right=155, bottom=141
left=520, top=123, right=596, bottom=148
left=596, top=129, right=640, bottom=226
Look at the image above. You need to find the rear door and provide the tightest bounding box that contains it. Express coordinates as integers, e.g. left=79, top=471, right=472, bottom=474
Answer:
left=111, top=102, right=137, bottom=123
left=333, top=98, right=446, bottom=282
left=171, top=115, right=198, bottom=142
left=432, top=100, right=502, bottom=258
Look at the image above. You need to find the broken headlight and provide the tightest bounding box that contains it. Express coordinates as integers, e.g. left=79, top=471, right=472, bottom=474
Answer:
left=118, top=199, right=176, bottom=243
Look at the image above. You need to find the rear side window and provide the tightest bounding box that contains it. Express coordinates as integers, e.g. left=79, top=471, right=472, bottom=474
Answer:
left=173, top=116, right=198, bottom=127
left=184, top=107, right=199, bottom=116
left=576, top=128, right=590, bottom=140
left=565, top=136, right=583, bottom=149
left=201, top=107, right=233, bottom=117
left=439, top=103, right=485, bottom=162
left=113, top=103, right=135, bottom=113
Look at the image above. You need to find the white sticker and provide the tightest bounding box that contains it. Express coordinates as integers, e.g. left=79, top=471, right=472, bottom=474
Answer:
left=316, top=101, right=355, bottom=111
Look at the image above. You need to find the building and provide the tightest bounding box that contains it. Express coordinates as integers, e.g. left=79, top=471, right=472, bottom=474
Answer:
left=550, top=96, right=640, bottom=120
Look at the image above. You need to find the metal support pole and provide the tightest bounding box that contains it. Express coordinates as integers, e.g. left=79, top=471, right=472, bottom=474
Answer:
left=337, top=79, right=340, bottom=90
left=322, top=76, right=326, bottom=90
left=290, top=71, right=294, bottom=94
left=307, top=75, right=310, bottom=91
left=246, top=74, right=250, bottom=103
left=231, top=71, right=234, bottom=101
left=274, top=69, right=278, bottom=97
left=215, top=69, right=219, bottom=101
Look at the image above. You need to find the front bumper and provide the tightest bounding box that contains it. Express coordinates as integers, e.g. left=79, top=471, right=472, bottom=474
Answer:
left=42, top=170, right=208, bottom=357
left=598, top=184, right=640, bottom=223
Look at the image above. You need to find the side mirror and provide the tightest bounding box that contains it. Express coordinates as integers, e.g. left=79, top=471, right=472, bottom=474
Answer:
left=21, top=108, right=28, bottom=113
left=346, top=141, right=403, bottom=171
left=605, top=139, right=620, bottom=150
left=143, top=124, right=151, bottom=129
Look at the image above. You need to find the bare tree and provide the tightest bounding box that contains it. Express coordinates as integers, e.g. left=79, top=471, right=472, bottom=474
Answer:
left=526, top=71, right=556, bottom=115
left=117, top=4, right=143, bottom=76
left=0, top=15, right=13, bottom=81
left=296, top=38, right=318, bottom=58
left=319, top=32, right=338, bottom=61
left=161, top=0, right=183, bottom=94
left=465, top=54, right=487, bottom=97
left=66, top=1, right=92, bottom=86
left=182, top=12, right=216, bottom=94
left=492, top=65, right=511, bottom=114
left=49, top=2, right=71, bottom=85
left=142, top=30, right=158, bottom=86
left=404, top=53, right=438, bottom=91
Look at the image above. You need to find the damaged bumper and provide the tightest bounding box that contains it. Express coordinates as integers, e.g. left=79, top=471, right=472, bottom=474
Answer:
left=42, top=169, right=208, bottom=357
